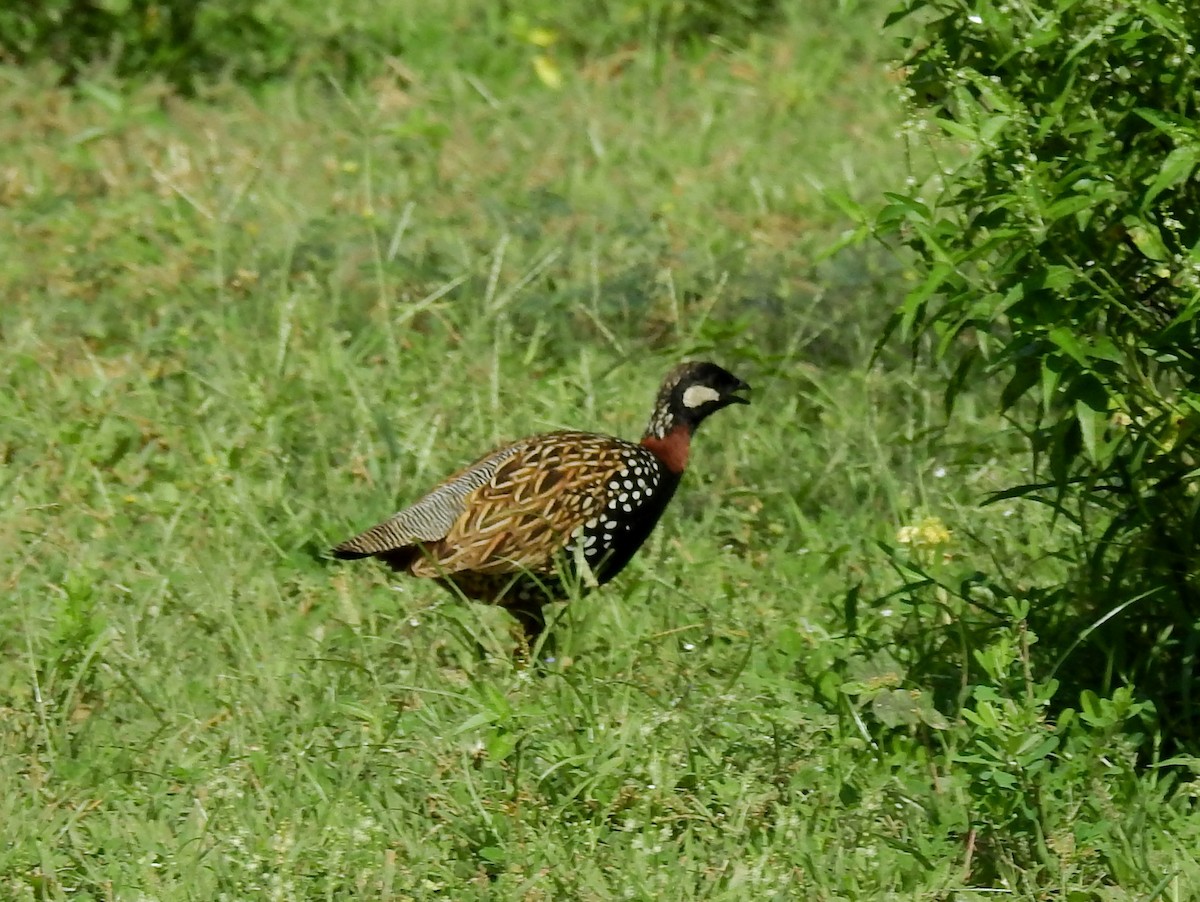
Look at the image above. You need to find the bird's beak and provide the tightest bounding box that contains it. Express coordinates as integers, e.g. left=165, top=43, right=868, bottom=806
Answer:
left=728, top=379, right=751, bottom=405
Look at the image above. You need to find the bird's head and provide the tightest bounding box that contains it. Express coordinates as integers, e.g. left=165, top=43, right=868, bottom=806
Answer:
left=644, top=361, right=751, bottom=439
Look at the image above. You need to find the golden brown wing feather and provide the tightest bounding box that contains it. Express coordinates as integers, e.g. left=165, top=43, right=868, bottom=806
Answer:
left=408, top=431, right=639, bottom=578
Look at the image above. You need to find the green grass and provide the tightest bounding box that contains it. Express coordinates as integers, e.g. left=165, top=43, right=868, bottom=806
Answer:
left=3, top=2, right=1200, bottom=899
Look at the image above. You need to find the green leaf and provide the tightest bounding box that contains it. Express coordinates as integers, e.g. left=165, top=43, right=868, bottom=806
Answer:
left=1044, top=194, right=1096, bottom=220
left=1047, top=327, right=1090, bottom=367
left=1038, top=265, right=1075, bottom=293
left=870, top=688, right=922, bottom=728
left=1134, top=107, right=1194, bottom=140
left=1142, top=144, right=1200, bottom=209
left=1076, top=399, right=1104, bottom=464
left=1016, top=733, right=1059, bottom=767
left=1080, top=689, right=1101, bottom=720
left=918, top=702, right=950, bottom=730
left=1141, top=1, right=1188, bottom=36
left=898, top=263, right=954, bottom=337
left=1065, top=9, right=1128, bottom=65
left=978, top=113, right=1012, bottom=145
left=777, top=627, right=808, bottom=656
left=455, top=710, right=499, bottom=734
left=936, top=117, right=981, bottom=143
left=1000, top=357, right=1041, bottom=411
left=486, top=730, right=518, bottom=761
left=1040, top=355, right=1063, bottom=407
left=1124, top=218, right=1170, bottom=261
left=842, top=584, right=860, bottom=636
left=987, top=770, right=1019, bottom=789
left=962, top=702, right=998, bottom=730
left=1088, top=336, right=1123, bottom=364
left=881, top=192, right=931, bottom=221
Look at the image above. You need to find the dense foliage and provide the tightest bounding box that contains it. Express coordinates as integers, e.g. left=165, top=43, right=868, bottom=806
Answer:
left=0, top=0, right=788, bottom=90
left=876, top=0, right=1200, bottom=746
left=0, top=0, right=403, bottom=89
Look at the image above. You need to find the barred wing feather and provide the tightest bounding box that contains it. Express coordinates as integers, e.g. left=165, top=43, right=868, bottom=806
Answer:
left=332, top=443, right=523, bottom=557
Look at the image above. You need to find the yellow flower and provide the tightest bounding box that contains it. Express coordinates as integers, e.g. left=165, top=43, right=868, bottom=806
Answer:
left=526, top=27, right=558, bottom=47
left=896, top=516, right=951, bottom=548
left=532, top=55, right=563, bottom=90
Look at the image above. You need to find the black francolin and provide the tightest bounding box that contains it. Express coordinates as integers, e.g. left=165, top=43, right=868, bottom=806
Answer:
left=332, top=361, right=750, bottom=642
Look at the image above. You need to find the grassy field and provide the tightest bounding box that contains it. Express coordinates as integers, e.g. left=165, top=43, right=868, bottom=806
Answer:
left=3, top=2, right=1199, bottom=899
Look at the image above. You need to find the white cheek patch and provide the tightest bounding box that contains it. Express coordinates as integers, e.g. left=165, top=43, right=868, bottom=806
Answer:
left=682, top=385, right=722, bottom=409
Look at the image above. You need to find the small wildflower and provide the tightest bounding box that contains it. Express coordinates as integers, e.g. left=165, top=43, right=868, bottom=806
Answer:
left=525, top=27, right=558, bottom=47
left=896, top=516, right=952, bottom=548
left=532, top=55, right=563, bottom=90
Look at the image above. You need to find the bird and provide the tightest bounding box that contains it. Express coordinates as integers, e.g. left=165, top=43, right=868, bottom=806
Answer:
left=332, top=361, right=750, bottom=645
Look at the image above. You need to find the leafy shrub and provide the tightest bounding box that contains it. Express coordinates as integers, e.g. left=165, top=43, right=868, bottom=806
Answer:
left=875, top=0, right=1200, bottom=744
left=814, top=516, right=1161, bottom=883
left=0, top=0, right=394, bottom=91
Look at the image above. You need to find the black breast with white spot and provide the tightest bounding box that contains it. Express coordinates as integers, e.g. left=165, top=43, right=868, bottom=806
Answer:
left=568, top=447, right=680, bottom=583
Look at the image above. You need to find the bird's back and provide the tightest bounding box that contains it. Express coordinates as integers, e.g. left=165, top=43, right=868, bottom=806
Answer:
left=333, top=430, right=677, bottom=585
